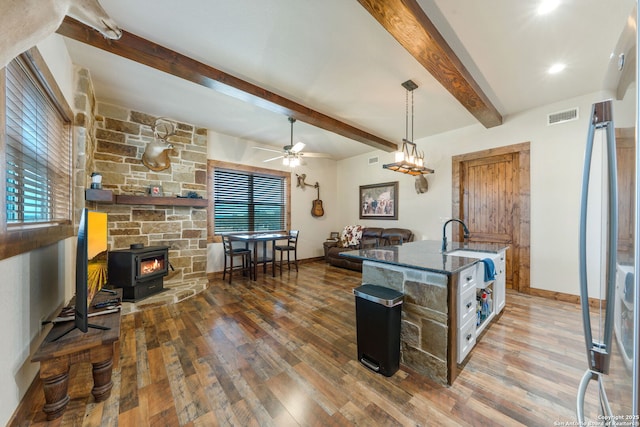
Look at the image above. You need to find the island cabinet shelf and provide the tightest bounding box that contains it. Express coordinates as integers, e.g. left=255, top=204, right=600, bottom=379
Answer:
left=85, top=190, right=207, bottom=207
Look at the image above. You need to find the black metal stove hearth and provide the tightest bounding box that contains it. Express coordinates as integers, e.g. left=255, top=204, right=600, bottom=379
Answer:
left=108, top=244, right=170, bottom=301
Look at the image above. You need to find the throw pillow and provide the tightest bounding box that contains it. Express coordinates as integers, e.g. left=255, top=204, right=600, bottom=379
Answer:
left=340, top=225, right=363, bottom=248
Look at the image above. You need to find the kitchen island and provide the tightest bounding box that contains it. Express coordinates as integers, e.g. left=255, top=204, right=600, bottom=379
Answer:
left=341, top=240, right=507, bottom=385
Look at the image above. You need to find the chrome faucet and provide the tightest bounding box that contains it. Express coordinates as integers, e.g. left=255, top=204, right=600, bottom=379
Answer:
left=442, top=218, right=470, bottom=252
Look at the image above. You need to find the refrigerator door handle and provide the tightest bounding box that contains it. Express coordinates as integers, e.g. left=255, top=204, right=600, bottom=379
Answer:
left=576, top=370, right=597, bottom=423
left=603, top=110, right=618, bottom=371
left=578, top=100, right=618, bottom=375
left=579, top=104, right=596, bottom=362
left=577, top=370, right=615, bottom=424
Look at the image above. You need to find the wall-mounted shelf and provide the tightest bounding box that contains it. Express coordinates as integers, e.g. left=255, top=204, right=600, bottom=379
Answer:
left=85, top=189, right=207, bottom=208
left=115, top=195, right=207, bottom=207
left=85, top=189, right=114, bottom=202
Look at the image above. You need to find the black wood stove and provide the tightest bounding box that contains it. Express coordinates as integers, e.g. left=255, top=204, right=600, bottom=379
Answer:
left=108, top=244, right=169, bottom=301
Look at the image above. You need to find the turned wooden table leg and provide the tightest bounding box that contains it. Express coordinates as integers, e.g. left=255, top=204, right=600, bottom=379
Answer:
left=91, top=358, right=113, bottom=401
left=32, top=290, right=122, bottom=421
left=40, top=360, right=71, bottom=420
left=90, top=344, right=114, bottom=402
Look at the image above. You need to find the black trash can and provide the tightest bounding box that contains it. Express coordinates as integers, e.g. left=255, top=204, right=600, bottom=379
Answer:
left=353, top=284, right=403, bottom=377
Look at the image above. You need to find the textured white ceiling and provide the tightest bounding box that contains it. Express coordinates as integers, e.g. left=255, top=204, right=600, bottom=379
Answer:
left=63, top=0, right=636, bottom=160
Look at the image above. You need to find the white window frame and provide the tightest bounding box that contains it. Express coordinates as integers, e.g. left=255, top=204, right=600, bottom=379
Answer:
left=207, top=160, right=291, bottom=242
left=0, top=48, right=74, bottom=260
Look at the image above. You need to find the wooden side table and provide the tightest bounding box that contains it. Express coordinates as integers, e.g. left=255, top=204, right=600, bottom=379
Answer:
left=31, top=290, right=121, bottom=420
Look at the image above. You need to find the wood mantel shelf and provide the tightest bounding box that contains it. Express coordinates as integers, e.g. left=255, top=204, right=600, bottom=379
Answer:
left=115, top=195, right=208, bottom=207
left=85, top=189, right=114, bottom=202
left=86, top=190, right=207, bottom=207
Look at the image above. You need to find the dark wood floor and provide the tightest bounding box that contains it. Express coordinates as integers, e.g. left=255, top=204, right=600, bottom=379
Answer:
left=13, top=261, right=603, bottom=426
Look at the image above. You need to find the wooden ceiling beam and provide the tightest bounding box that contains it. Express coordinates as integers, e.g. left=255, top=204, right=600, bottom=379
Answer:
left=358, top=0, right=503, bottom=128
left=56, top=17, right=398, bottom=152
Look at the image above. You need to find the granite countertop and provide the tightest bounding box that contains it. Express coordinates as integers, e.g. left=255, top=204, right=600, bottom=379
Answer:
left=339, top=240, right=508, bottom=275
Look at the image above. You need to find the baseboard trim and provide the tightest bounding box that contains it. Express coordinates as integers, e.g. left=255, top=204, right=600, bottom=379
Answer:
left=208, top=256, right=324, bottom=280
left=527, top=287, right=603, bottom=308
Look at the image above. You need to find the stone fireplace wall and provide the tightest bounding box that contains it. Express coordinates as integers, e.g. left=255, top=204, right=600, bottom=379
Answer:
left=92, top=103, right=208, bottom=284
left=73, top=66, right=97, bottom=225
left=74, top=68, right=208, bottom=286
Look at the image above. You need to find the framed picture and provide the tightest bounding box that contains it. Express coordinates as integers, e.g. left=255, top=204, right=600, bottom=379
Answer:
left=149, top=185, right=163, bottom=197
left=359, top=181, right=398, bottom=220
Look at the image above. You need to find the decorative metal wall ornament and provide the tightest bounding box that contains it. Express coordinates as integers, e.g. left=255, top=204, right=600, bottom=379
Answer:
left=142, top=117, right=177, bottom=171
left=296, top=173, right=307, bottom=188
left=296, top=174, right=324, bottom=217
left=415, top=174, right=429, bottom=194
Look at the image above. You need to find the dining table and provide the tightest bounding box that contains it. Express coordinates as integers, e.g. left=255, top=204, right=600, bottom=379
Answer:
left=227, top=232, right=291, bottom=280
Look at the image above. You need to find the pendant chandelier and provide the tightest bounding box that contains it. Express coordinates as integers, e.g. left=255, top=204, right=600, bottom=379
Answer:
left=383, top=80, right=434, bottom=176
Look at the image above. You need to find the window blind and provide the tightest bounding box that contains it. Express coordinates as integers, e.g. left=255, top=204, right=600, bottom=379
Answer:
left=214, top=168, right=285, bottom=233
left=5, top=57, right=71, bottom=224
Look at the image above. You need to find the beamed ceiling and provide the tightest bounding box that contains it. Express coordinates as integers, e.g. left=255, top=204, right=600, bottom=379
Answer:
left=56, top=0, right=635, bottom=160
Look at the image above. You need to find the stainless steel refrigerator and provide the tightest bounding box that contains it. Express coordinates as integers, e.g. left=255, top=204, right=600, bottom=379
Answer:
left=577, top=7, right=638, bottom=422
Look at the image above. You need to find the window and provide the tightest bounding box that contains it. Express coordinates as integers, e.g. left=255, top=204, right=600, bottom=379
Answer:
left=5, top=56, right=71, bottom=224
left=208, top=160, right=291, bottom=240
left=0, top=48, right=73, bottom=260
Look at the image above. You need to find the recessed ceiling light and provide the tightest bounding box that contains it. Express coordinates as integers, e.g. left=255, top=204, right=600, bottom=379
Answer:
left=548, top=63, right=566, bottom=74
left=537, top=0, right=560, bottom=15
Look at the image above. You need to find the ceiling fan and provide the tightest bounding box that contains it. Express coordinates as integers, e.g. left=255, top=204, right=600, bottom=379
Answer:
left=254, top=117, right=331, bottom=166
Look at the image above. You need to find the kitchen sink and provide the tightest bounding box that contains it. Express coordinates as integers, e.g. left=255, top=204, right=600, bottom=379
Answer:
left=445, top=249, right=496, bottom=259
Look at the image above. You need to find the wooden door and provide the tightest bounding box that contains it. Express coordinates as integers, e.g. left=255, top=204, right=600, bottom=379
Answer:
left=460, top=153, right=517, bottom=288
left=453, top=143, right=530, bottom=293
left=616, top=128, right=635, bottom=256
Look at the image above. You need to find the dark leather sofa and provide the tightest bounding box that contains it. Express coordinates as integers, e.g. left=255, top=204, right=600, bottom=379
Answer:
left=324, top=227, right=414, bottom=271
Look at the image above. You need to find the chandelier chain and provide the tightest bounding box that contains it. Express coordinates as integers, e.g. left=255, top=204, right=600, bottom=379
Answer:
left=405, top=89, right=409, bottom=141
left=411, top=88, right=414, bottom=142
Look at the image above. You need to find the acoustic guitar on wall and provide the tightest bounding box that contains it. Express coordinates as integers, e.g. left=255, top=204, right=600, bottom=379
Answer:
left=311, top=182, right=324, bottom=217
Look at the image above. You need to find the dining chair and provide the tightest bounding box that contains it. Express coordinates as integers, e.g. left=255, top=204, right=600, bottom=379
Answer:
left=222, top=235, right=252, bottom=283
left=274, top=230, right=299, bottom=275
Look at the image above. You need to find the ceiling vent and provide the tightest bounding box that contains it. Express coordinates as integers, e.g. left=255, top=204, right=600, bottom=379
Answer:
left=368, top=156, right=379, bottom=165
left=547, top=107, right=579, bottom=125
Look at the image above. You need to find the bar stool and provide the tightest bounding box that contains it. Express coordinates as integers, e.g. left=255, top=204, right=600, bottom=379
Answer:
left=222, top=235, right=252, bottom=283
left=275, top=230, right=299, bottom=275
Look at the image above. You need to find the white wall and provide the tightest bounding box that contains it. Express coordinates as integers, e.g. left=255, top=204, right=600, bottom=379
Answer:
left=337, top=90, right=632, bottom=297
left=0, top=242, right=70, bottom=420
left=206, top=132, right=340, bottom=273
left=0, top=34, right=75, bottom=426
left=36, top=34, right=74, bottom=107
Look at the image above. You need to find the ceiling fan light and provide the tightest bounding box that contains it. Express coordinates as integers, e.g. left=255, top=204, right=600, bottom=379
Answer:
left=547, top=63, right=566, bottom=74
left=283, top=156, right=289, bottom=166
left=291, top=141, right=305, bottom=153
left=537, top=0, right=560, bottom=15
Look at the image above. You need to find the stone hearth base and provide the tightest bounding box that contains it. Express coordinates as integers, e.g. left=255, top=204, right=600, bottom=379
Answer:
left=119, top=277, right=209, bottom=315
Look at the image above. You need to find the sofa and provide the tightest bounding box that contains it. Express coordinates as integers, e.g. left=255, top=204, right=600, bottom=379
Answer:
left=324, top=226, right=414, bottom=271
